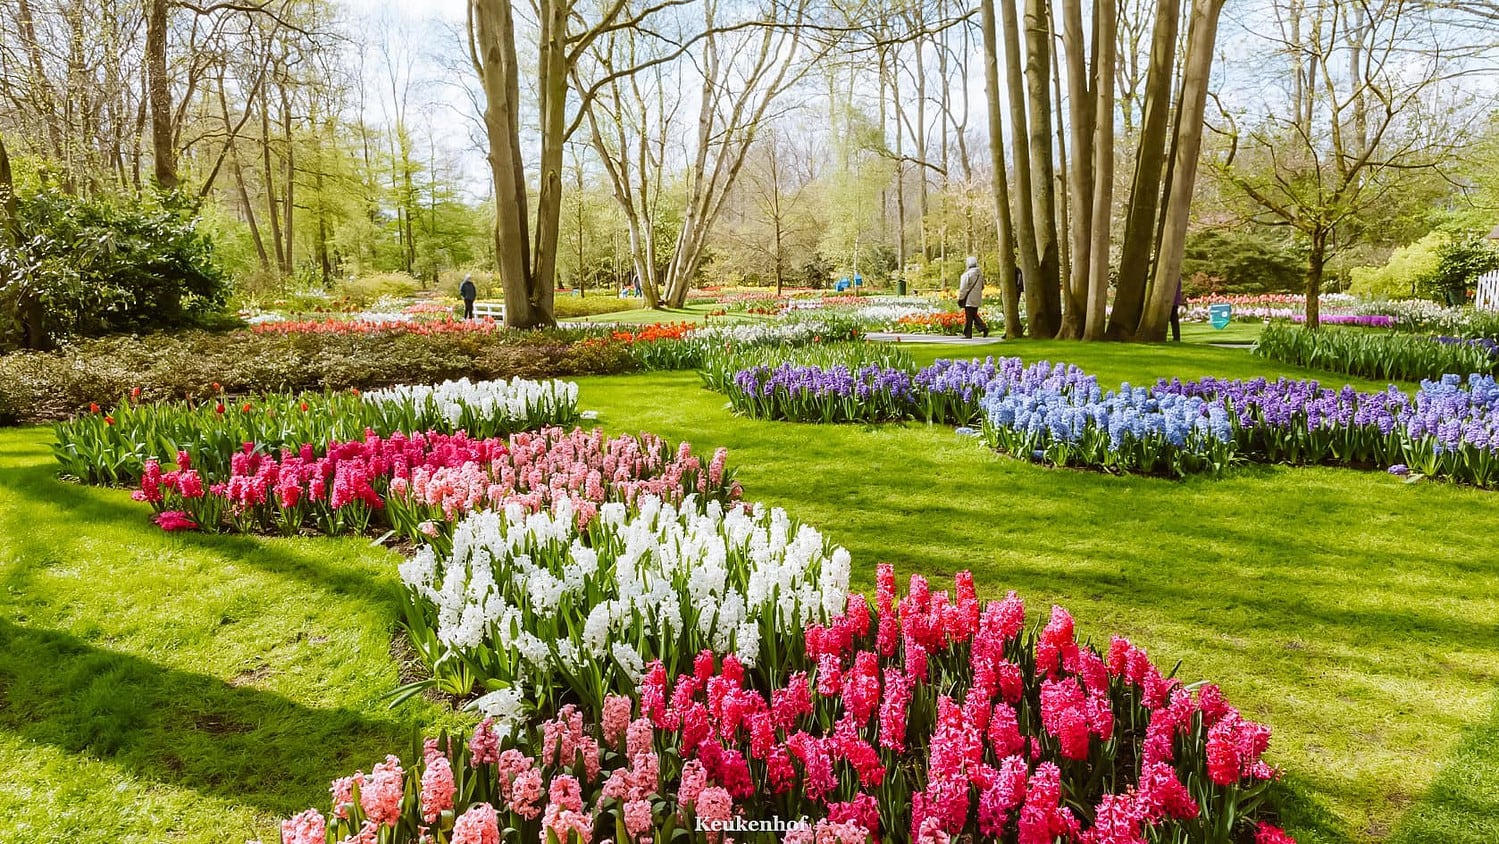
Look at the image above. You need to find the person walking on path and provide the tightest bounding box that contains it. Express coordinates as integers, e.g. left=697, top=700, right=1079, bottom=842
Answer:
left=1170, top=276, right=1183, bottom=342
left=957, top=256, right=989, bottom=339
left=460, top=274, right=477, bottom=320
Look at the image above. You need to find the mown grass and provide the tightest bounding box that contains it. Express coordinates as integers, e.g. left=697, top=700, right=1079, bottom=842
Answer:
left=0, top=338, right=1492, bottom=844
left=0, top=432, right=466, bottom=843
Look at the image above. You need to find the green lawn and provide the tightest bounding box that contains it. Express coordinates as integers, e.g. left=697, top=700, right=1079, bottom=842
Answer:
left=0, top=339, right=1493, bottom=844
left=0, top=433, right=468, bottom=843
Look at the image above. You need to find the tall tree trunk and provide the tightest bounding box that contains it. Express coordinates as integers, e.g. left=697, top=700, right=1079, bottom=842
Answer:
left=979, top=0, right=1023, bottom=337
left=262, top=99, right=285, bottom=275
left=1, top=138, right=44, bottom=349
left=1107, top=0, right=1180, bottom=339
left=1084, top=0, right=1116, bottom=340
left=471, top=0, right=547, bottom=327
left=530, top=0, right=567, bottom=322
left=0, top=139, right=15, bottom=241
left=146, top=0, right=179, bottom=190
left=1024, top=0, right=1062, bottom=338
left=1001, top=0, right=1043, bottom=338
left=281, top=93, right=295, bottom=277
left=1140, top=0, right=1225, bottom=340
left=1059, top=0, right=1094, bottom=340
left=1305, top=228, right=1326, bottom=330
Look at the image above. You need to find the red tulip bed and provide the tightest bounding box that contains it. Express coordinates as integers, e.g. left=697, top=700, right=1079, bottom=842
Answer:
left=277, top=564, right=1294, bottom=844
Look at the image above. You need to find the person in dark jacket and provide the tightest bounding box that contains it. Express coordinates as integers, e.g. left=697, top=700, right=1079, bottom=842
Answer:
left=460, top=274, right=477, bottom=319
left=1170, top=277, right=1183, bottom=342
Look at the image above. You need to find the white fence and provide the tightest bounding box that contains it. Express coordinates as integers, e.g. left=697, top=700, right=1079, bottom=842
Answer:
left=1477, top=271, right=1499, bottom=311
left=472, top=302, right=506, bottom=321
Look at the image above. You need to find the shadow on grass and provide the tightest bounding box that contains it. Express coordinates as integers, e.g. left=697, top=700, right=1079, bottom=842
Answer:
left=1389, top=689, right=1499, bottom=844
left=0, top=446, right=402, bottom=608
left=0, top=618, right=414, bottom=816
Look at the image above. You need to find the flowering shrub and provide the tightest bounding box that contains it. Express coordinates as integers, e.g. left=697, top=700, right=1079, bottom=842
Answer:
left=398, top=494, right=848, bottom=704
left=133, top=427, right=742, bottom=537
left=53, top=378, right=579, bottom=485
left=284, top=567, right=1294, bottom=844
left=1255, top=323, right=1496, bottom=382
left=981, top=360, right=1235, bottom=477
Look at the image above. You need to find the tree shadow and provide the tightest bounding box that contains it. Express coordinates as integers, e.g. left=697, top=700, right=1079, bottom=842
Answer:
left=0, top=443, right=402, bottom=607
left=0, top=618, right=417, bottom=817
left=1388, top=689, right=1499, bottom=844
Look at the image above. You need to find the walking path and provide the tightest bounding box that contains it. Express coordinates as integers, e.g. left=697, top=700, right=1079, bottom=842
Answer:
left=866, top=332, right=1004, bottom=344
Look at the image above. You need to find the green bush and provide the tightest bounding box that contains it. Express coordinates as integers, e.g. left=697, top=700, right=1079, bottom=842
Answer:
left=1181, top=229, right=1305, bottom=295
left=0, top=188, right=228, bottom=350
left=1348, top=232, right=1446, bottom=300
left=1254, top=321, right=1495, bottom=382
left=0, top=327, right=628, bottom=424
left=1424, top=231, right=1499, bottom=303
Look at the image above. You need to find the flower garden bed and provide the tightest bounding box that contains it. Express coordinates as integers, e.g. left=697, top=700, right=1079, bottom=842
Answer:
left=36, top=357, right=1304, bottom=843
left=53, top=378, right=579, bottom=485
left=283, top=566, right=1294, bottom=844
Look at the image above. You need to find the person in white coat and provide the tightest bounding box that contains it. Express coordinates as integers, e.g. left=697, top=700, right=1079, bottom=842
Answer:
left=957, top=256, right=989, bottom=338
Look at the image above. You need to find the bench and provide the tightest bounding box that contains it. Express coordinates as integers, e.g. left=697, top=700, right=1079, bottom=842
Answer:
left=471, top=302, right=506, bottom=321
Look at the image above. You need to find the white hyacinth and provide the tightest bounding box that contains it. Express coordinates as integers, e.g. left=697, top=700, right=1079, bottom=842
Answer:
left=362, top=377, right=579, bottom=434
left=403, top=494, right=850, bottom=694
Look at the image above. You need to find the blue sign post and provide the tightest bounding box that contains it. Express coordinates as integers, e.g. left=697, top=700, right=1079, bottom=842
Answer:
left=1209, top=304, right=1233, bottom=330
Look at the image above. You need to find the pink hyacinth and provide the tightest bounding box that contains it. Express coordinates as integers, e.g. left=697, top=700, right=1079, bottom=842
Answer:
left=508, top=767, right=544, bottom=819
left=153, top=510, right=198, bottom=531
left=914, top=815, right=951, bottom=844
left=815, top=818, right=873, bottom=844
left=330, top=772, right=363, bottom=820
left=341, top=821, right=378, bottom=844
left=1137, top=761, right=1199, bottom=821
left=542, top=804, right=594, bottom=844
left=420, top=753, right=456, bottom=823
left=624, top=798, right=654, bottom=840
left=1035, top=605, right=1079, bottom=678
left=280, top=809, right=326, bottom=844
left=361, top=755, right=404, bottom=828
left=549, top=774, right=584, bottom=813
left=678, top=759, right=708, bottom=809
left=452, top=802, right=501, bottom=844
left=879, top=666, right=913, bottom=753
left=695, top=786, right=734, bottom=842
left=602, top=694, right=633, bottom=746
left=1084, top=792, right=1147, bottom=844
left=826, top=793, right=880, bottom=836
left=470, top=717, right=501, bottom=764
left=1206, top=712, right=1275, bottom=785
left=1017, top=762, right=1080, bottom=844
left=626, top=716, right=654, bottom=759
